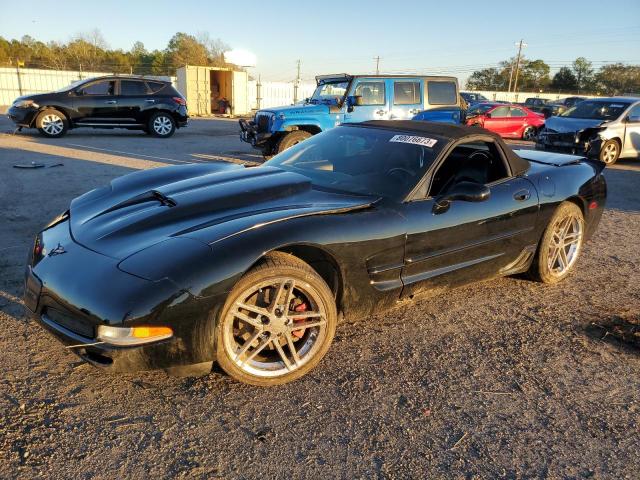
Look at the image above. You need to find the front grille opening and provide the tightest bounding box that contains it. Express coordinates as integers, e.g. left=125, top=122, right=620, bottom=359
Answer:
left=46, top=308, right=95, bottom=338
left=82, top=350, right=114, bottom=366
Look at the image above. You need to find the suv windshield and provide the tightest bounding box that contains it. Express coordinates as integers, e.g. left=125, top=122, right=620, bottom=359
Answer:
left=264, top=126, right=444, bottom=200
left=308, top=81, right=349, bottom=105
left=561, top=100, right=631, bottom=120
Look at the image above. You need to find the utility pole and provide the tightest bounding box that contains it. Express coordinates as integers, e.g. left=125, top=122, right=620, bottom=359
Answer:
left=294, top=59, right=301, bottom=103
left=512, top=39, right=527, bottom=94
left=507, top=62, right=515, bottom=93
left=374, top=56, right=380, bottom=75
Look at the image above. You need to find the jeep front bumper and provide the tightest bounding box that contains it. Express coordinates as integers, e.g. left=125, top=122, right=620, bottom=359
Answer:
left=239, top=119, right=272, bottom=148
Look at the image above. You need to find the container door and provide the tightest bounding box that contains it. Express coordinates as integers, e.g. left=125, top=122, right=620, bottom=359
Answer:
left=390, top=79, right=423, bottom=119
left=343, top=78, right=389, bottom=123
left=232, top=71, right=248, bottom=115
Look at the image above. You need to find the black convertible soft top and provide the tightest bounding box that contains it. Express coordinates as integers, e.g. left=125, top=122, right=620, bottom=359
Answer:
left=356, top=120, right=531, bottom=176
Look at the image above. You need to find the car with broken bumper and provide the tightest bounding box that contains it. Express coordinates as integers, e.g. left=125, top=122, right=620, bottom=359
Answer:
left=25, top=121, right=606, bottom=386
left=536, top=97, right=640, bottom=164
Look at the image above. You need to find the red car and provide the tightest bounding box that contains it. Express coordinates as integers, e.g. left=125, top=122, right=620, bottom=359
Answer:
left=466, top=103, right=545, bottom=140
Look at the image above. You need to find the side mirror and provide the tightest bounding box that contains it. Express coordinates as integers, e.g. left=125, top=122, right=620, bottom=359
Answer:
left=346, top=95, right=364, bottom=112
left=74, top=89, right=84, bottom=96
left=434, top=181, right=490, bottom=213
left=485, top=112, right=492, bottom=118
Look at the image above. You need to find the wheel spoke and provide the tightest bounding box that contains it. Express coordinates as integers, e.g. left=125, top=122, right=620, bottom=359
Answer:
left=284, top=332, right=302, bottom=366
left=234, top=329, right=262, bottom=360
left=272, top=337, right=293, bottom=370
left=236, top=301, right=269, bottom=317
left=289, top=318, right=326, bottom=330
left=559, top=246, right=569, bottom=269
left=288, top=311, right=323, bottom=320
left=233, top=310, right=264, bottom=329
left=241, top=334, right=272, bottom=365
left=549, top=246, right=561, bottom=270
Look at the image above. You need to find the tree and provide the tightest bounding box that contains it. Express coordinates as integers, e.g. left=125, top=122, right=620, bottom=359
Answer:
left=595, top=63, right=640, bottom=95
left=466, top=67, right=504, bottom=90
left=572, top=57, right=594, bottom=93
left=551, top=67, right=578, bottom=92
left=521, top=59, right=550, bottom=91
left=166, top=32, right=209, bottom=68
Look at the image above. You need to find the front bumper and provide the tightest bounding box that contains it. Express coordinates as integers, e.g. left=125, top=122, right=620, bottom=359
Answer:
left=7, top=105, right=38, bottom=127
left=536, top=131, right=602, bottom=157
left=24, top=219, right=222, bottom=373
left=239, top=118, right=272, bottom=148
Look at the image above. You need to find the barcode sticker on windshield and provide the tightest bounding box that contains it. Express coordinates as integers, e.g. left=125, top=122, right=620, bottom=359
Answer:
left=389, top=135, right=438, bottom=147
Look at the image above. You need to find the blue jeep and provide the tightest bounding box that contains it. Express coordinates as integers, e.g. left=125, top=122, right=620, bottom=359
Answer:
left=239, top=74, right=461, bottom=157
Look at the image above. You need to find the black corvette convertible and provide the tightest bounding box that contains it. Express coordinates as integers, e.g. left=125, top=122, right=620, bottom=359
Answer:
left=24, top=121, right=606, bottom=385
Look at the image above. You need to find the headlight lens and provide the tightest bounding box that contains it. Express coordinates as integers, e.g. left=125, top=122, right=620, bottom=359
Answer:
left=13, top=99, right=39, bottom=109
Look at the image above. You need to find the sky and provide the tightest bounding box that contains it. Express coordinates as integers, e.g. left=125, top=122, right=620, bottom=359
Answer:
left=1, top=0, right=639, bottom=84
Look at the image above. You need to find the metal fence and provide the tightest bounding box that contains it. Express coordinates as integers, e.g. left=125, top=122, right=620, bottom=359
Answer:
left=248, top=81, right=316, bottom=110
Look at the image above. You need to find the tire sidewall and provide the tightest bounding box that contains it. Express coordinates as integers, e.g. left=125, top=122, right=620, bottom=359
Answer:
left=535, top=202, right=585, bottom=284
left=148, top=112, right=176, bottom=138
left=215, top=258, right=337, bottom=386
left=276, top=130, right=312, bottom=154
left=36, top=109, right=68, bottom=138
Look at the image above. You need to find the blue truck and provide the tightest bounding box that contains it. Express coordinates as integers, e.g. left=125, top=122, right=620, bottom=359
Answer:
left=239, top=74, right=462, bottom=157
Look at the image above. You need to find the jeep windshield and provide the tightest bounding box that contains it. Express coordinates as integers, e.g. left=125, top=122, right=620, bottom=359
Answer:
left=561, top=100, right=631, bottom=120
left=308, top=81, right=349, bottom=106
left=264, top=126, right=444, bottom=200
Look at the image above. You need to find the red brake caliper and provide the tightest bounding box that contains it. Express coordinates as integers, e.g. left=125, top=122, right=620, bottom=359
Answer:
left=292, top=302, right=308, bottom=338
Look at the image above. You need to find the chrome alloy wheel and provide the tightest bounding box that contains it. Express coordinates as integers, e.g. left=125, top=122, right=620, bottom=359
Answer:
left=41, top=114, right=64, bottom=135
left=221, top=278, right=328, bottom=378
left=547, top=214, right=583, bottom=277
left=153, top=115, right=173, bottom=135
left=523, top=126, right=536, bottom=141
left=601, top=142, right=618, bottom=164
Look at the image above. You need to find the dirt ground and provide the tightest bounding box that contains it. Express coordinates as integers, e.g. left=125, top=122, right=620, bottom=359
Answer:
left=0, top=117, right=638, bottom=479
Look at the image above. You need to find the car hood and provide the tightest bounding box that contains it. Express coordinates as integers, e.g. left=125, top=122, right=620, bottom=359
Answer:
left=13, top=92, right=64, bottom=104
left=69, top=163, right=376, bottom=260
left=264, top=103, right=331, bottom=116
left=544, top=116, right=607, bottom=133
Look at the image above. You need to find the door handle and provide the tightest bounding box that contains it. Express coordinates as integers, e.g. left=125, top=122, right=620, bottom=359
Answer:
left=145, top=99, right=155, bottom=103
left=513, top=189, right=531, bottom=201
left=409, top=109, right=420, bottom=114
left=104, top=100, right=117, bottom=104
left=375, top=110, right=386, bottom=115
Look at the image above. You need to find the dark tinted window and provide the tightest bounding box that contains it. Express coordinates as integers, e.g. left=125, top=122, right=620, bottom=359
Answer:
left=354, top=81, right=386, bottom=105
left=561, top=100, right=631, bottom=120
left=146, top=81, right=167, bottom=93
left=394, top=81, right=421, bottom=105
left=120, top=80, right=147, bottom=95
left=510, top=107, right=527, bottom=117
left=491, top=106, right=510, bottom=117
left=427, top=81, right=457, bottom=105
left=264, top=126, right=444, bottom=200
left=81, top=80, right=115, bottom=95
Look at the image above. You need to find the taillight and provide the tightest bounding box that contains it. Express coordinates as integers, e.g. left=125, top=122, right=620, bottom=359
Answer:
left=172, top=97, right=186, bottom=106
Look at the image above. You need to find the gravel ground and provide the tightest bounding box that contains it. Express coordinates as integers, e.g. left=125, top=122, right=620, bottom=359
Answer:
left=0, top=118, right=639, bottom=479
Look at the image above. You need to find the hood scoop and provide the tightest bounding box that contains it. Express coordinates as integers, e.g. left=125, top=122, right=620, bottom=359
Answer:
left=91, top=190, right=177, bottom=220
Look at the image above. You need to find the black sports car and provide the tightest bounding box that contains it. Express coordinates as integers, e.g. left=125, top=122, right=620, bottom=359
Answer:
left=24, top=121, right=606, bottom=385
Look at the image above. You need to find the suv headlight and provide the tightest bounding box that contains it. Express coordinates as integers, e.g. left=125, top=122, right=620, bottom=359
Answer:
left=13, top=99, right=39, bottom=109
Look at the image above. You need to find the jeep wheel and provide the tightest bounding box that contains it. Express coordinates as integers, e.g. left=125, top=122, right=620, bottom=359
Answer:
left=275, top=130, right=312, bottom=155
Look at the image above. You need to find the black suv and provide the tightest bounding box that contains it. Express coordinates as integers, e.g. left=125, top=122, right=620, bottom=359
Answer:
left=7, top=76, right=188, bottom=138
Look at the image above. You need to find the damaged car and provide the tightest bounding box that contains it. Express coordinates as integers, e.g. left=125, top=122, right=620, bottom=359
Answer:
left=536, top=97, right=640, bottom=164
left=25, top=122, right=606, bottom=386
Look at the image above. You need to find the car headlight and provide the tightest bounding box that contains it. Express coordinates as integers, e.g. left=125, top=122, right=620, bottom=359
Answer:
left=277, top=113, right=285, bottom=120
left=13, top=99, right=39, bottom=109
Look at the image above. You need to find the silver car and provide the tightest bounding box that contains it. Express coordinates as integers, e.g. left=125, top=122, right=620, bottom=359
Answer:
left=536, top=97, right=640, bottom=164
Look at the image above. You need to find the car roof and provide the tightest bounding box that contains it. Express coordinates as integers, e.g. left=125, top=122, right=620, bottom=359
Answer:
left=585, top=96, right=640, bottom=102
left=84, top=75, right=170, bottom=83
left=316, top=73, right=457, bottom=82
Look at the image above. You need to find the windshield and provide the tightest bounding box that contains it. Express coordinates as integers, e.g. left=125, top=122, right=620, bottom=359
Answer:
left=264, top=126, right=444, bottom=200
left=468, top=103, right=496, bottom=115
left=54, top=79, right=86, bottom=93
left=561, top=100, right=630, bottom=120
left=308, top=81, right=349, bottom=105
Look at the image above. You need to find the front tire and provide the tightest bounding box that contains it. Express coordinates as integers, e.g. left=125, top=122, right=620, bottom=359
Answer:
left=528, top=202, right=584, bottom=284
left=148, top=112, right=176, bottom=138
left=36, top=109, right=68, bottom=138
left=274, top=130, right=312, bottom=154
left=599, top=139, right=620, bottom=165
left=216, top=252, right=337, bottom=386
left=522, top=126, right=537, bottom=141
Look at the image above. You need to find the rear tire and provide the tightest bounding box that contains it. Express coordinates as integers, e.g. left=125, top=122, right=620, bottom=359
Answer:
left=215, top=252, right=337, bottom=386
left=148, top=112, right=176, bottom=138
left=528, top=202, right=584, bottom=284
left=275, top=130, right=312, bottom=155
left=599, top=139, right=620, bottom=165
left=36, top=109, right=68, bottom=138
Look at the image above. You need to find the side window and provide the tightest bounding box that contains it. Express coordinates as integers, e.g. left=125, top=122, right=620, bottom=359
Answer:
left=120, top=80, right=148, bottom=95
left=80, top=80, right=115, bottom=96
left=429, top=141, right=510, bottom=197
left=627, top=103, right=640, bottom=120
left=427, top=81, right=457, bottom=105
left=510, top=107, right=527, bottom=117
left=146, top=81, right=166, bottom=93
left=490, top=106, right=510, bottom=117
left=394, top=81, right=421, bottom=105
left=354, top=81, right=386, bottom=105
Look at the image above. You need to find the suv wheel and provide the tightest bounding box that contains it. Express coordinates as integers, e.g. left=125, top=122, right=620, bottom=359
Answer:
left=36, top=109, right=68, bottom=138
left=275, top=130, right=312, bottom=154
left=149, top=112, right=176, bottom=138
